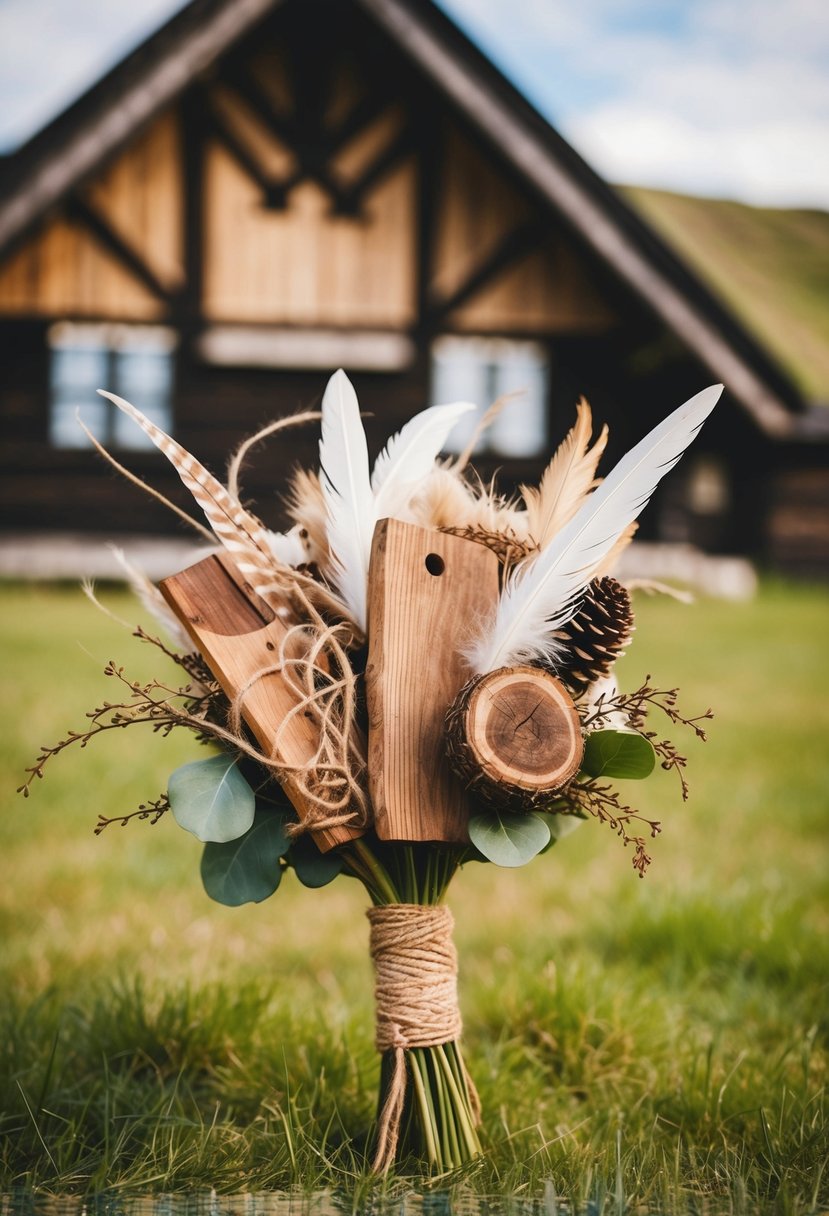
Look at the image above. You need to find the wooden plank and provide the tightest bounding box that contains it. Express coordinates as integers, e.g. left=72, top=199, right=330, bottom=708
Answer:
left=86, top=112, right=185, bottom=293
left=159, top=552, right=362, bottom=852
left=365, top=519, right=500, bottom=842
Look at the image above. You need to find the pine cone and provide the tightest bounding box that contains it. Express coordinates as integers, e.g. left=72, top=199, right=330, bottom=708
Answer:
left=552, top=576, right=634, bottom=693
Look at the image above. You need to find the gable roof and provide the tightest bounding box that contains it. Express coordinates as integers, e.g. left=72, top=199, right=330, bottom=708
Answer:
left=0, top=0, right=807, bottom=436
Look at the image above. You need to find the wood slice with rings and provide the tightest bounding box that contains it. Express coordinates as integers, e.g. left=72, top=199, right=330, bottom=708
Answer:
left=445, top=665, right=584, bottom=811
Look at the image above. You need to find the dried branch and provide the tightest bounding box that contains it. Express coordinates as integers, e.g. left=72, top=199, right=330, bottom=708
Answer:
left=17, top=659, right=236, bottom=797
left=94, top=794, right=170, bottom=834
left=132, top=626, right=220, bottom=697
left=583, top=676, right=713, bottom=738
left=561, top=779, right=662, bottom=877
left=581, top=675, right=712, bottom=799
left=437, top=523, right=537, bottom=567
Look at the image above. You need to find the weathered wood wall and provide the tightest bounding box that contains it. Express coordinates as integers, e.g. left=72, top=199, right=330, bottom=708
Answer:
left=0, top=115, right=183, bottom=319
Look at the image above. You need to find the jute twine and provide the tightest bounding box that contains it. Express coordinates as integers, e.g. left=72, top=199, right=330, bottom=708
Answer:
left=225, top=617, right=370, bottom=835
left=368, top=904, right=476, bottom=1172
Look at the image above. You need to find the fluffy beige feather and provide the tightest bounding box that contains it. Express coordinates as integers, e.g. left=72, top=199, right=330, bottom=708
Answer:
left=285, top=467, right=331, bottom=567
left=410, top=465, right=530, bottom=539
left=521, top=398, right=608, bottom=549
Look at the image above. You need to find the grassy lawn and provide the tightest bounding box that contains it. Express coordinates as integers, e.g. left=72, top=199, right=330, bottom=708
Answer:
left=1, top=578, right=827, bottom=1209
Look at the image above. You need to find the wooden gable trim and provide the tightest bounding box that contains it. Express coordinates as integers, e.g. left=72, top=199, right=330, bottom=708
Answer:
left=216, top=72, right=415, bottom=216
left=203, top=96, right=279, bottom=204
left=65, top=196, right=176, bottom=306
left=338, top=126, right=416, bottom=214
left=425, top=214, right=547, bottom=327
left=357, top=0, right=799, bottom=436
left=0, top=0, right=284, bottom=257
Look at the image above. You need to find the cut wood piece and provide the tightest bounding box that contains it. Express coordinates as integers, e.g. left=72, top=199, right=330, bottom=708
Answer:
left=366, top=518, right=500, bottom=842
left=445, top=666, right=583, bottom=812
left=159, top=551, right=362, bottom=852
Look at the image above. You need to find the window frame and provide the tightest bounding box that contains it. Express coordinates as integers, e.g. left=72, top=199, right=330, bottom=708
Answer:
left=47, top=321, right=178, bottom=452
left=429, top=334, right=551, bottom=461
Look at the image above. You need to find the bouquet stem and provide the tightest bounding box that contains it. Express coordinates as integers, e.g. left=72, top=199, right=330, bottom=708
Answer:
left=344, top=841, right=483, bottom=1172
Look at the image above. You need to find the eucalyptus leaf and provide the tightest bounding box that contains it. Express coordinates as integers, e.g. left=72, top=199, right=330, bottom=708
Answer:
left=468, top=809, right=550, bottom=868
left=200, top=808, right=292, bottom=906
left=289, top=835, right=345, bottom=888
left=169, top=754, right=255, bottom=842
left=547, top=812, right=586, bottom=842
left=581, top=728, right=656, bottom=780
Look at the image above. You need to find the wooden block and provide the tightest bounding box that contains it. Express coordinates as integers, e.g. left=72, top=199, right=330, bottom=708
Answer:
left=365, top=519, right=500, bottom=842
left=159, top=552, right=361, bottom=852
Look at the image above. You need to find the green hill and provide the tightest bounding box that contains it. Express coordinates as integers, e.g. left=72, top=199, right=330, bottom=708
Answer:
left=623, top=186, right=829, bottom=403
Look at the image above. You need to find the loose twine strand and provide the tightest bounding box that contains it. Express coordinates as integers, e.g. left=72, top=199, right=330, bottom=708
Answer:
left=227, top=615, right=370, bottom=833
left=368, top=904, right=479, bottom=1172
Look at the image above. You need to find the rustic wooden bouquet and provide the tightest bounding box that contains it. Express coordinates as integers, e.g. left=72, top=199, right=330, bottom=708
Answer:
left=21, top=371, right=721, bottom=1173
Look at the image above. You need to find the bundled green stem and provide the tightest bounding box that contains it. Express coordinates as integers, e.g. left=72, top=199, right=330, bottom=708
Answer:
left=344, top=840, right=482, bottom=1172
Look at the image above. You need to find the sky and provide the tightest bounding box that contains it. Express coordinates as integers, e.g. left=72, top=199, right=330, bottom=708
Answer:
left=0, top=0, right=827, bottom=209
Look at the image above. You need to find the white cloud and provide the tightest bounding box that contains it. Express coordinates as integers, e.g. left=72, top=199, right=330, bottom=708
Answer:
left=569, top=108, right=829, bottom=207
left=442, top=0, right=829, bottom=207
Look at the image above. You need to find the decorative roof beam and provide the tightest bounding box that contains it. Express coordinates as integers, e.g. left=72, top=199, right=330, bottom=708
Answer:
left=425, top=216, right=547, bottom=327
left=66, top=195, right=178, bottom=304
left=335, top=126, right=415, bottom=215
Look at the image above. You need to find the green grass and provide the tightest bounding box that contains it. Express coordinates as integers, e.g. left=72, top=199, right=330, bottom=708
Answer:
left=1, top=579, right=828, bottom=1209
left=624, top=186, right=829, bottom=403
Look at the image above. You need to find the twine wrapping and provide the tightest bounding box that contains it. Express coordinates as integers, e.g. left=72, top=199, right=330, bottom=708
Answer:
left=367, top=904, right=463, bottom=1171
left=226, top=618, right=370, bottom=835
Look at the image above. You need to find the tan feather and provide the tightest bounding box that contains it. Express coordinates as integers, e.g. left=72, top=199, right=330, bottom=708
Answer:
left=110, top=545, right=200, bottom=651
left=285, top=467, right=330, bottom=567
left=593, top=520, right=638, bottom=577
left=522, top=398, right=608, bottom=549
left=98, top=391, right=293, bottom=609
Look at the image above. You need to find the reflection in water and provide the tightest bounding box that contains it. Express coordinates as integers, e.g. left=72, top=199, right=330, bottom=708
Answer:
left=0, top=1192, right=580, bottom=1216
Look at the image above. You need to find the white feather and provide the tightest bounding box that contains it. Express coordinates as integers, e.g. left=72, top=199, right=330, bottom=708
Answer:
left=469, top=384, right=723, bottom=674
left=318, top=370, right=375, bottom=630
left=371, top=400, right=475, bottom=518
left=264, top=524, right=311, bottom=567
left=319, top=372, right=474, bottom=630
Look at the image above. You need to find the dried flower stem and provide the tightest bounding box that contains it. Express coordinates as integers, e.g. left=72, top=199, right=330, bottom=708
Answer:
left=583, top=676, right=713, bottom=738
left=94, top=795, right=170, bottom=834
left=562, top=779, right=661, bottom=877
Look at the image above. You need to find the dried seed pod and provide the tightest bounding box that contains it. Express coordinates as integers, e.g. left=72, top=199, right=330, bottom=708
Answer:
left=551, top=576, right=634, bottom=694
left=445, top=665, right=583, bottom=812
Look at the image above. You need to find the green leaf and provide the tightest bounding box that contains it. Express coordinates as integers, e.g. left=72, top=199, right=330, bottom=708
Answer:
left=169, top=754, right=256, bottom=843
left=200, top=808, right=292, bottom=906
left=289, top=834, right=344, bottom=888
left=468, top=809, right=550, bottom=868
left=548, top=812, right=585, bottom=841
left=581, top=729, right=656, bottom=780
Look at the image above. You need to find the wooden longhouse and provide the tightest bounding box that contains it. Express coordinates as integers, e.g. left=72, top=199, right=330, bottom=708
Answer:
left=0, top=0, right=826, bottom=571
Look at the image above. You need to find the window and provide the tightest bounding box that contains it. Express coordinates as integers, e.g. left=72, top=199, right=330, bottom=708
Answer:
left=48, top=322, right=177, bottom=449
left=430, top=336, right=549, bottom=458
